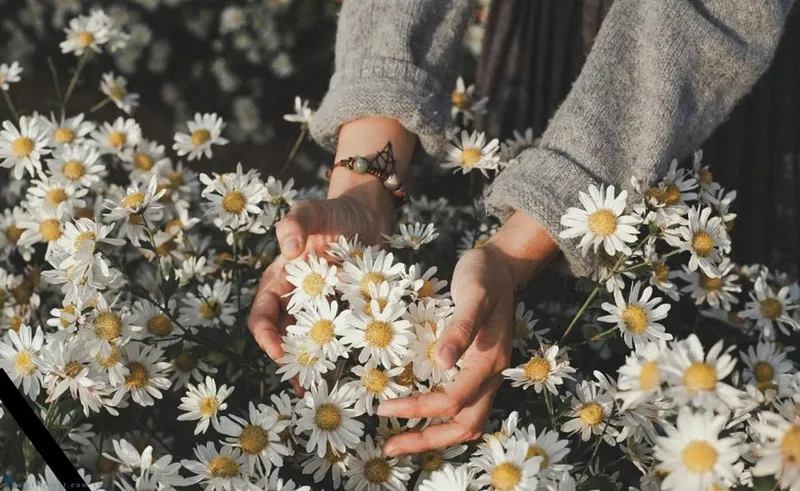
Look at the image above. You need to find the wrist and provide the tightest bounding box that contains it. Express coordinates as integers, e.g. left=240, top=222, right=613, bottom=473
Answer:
left=485, top=211, right=559, bottom=286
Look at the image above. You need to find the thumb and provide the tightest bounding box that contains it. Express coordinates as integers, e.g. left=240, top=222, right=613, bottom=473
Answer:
left=436, top=285, right=491, bottom=370
left=275, top=200, right=323, bottom=260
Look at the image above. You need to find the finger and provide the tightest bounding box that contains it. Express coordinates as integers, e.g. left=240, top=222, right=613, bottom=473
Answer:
left=383, top=374, right=501, bottom=456
left=247, top=259, right=291, bottom=360
left=275, top=201, right=323, bottom=259
left=436, top=284, right=492, bottom=369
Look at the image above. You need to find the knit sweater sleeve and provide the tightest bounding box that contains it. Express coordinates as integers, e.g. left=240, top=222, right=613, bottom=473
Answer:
left=484, top=0, right=796, bottom=277
left=309, top=0, right=473, bottom=161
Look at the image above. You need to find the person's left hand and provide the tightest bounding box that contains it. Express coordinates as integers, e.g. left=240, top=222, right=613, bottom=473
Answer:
left=377, top=211, right=559, bottom=456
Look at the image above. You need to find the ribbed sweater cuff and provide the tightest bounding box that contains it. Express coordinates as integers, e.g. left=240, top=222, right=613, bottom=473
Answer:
left=484, top=147, right=600, bottom=278
left=309, top=57, right=449, bottom=162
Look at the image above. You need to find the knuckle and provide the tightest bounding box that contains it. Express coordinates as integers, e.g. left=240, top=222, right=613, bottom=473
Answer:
left=463, top=427, right=483, bottom=442
left=449, top=321, right=476, bottom=346
left=442, top=399, right=463, bottom=418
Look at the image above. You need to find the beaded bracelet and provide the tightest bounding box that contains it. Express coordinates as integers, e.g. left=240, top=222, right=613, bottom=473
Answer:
left=326, top=142, right=408, bottom=206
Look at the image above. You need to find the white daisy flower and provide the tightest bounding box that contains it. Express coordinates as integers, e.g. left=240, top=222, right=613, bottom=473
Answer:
left=286, top=299, right=350, bottom=360
left=90, top=117, right=141, bottom=158
left=615, top=342, right=664, bottom=411
left=344, top=434, right=414, bottom=491
left=662, top=334, right=742, bottom=411
left=0, top=324, right=44, bottom=398
left=173, top=112, right=229, bottom=160
left=347, top=361, right=410, bottom=416
left=442, top=129, right=500, bottom=177
left=276, top=335, right=336, bottom=389
left=180, top=280, right=236, bottom=327
left=404, top=265, right=449, bottom=304
left=59, top=13, right=111, bottom=55
left=301, top=447, right=350, bottom=489
left=283, top=96, right=314, bottom=125
left=450, top=77, right=488, bottom=123
left=283, top=253, right=338, bottom=314
left=199, top=164, right=267, bottom=230
left=128, top=300, right=183, bottom=346
left=598, top=281, right=673, bottom=352
left=339, top=248, right=406, bottom=302
left=692, top=149, right=721, bottom=202
left=39, top=337, right=106, bottom=416
left=100, top=72, right=139, bottom=114
left=43, top=113, right=96, bottom=147
left=0, top=115, right=51, bottom=179
left=177, top=375, right=234, bottom=435
left=654, top=409, right=742, bottom=491
left=264, top=175, right=298, bottom=209
left=16, top=204, right=66, bottom=250
left=741, top=341, right=795, bottom=392
left=513, top=424, right=572, bottom=481
left=502, top=344, right=575, bottom=394
left=383, top=222, right=439, bottom=250
left=181, top=442, right=259, bottom=491
left=500, top=127, right=537, bottom=163
left=560, top=380, right=618, bottom=443
left=126, top=139, right=168, bottom=180
left=46, top=143, right=105, bottom=187
left=642, top=159, right=698, bottom=213
left=418, top=463, right=474, bottom=491
left=559, top=184, right=640, bottom=257
left=739, top=277, right=799, bottom=339
left=511, top=301, right=548, bottom=353
left=751, top=411, right=800, bottom=491
left=110, top=343, right=172, bottom=407
left=294, top=379, right=365, bottom=458
left=170, top=344, right=217, bottom=390
left=103, top=175, right=165, bottom=222
left=678, top=257, right=741, bottom=311
left=673, top=206, right=730, bottom=278
left=256, top=467, right=311, bottom=490
left=327, top=234, right=378, bottom=265
left=473, top=437, right=542, bottom=491
left=218, top=402, right=291, bottom=476
left=409, top=319, right=459, bottom=385
left=0, top=62, right=23, bottom=91
left=26, top=175, right=88, bottom=215
left=343, top=300, right=415, bottom=369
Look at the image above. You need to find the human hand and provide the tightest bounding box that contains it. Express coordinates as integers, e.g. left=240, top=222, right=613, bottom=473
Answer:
left=377, top=212, right=559, bottom=456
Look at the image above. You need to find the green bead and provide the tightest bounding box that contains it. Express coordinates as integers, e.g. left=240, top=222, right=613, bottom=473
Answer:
left=354, top=157, right=369, bottom=173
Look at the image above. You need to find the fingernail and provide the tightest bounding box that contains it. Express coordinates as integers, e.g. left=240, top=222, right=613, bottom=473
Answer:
left=437, top=344, right=459, bottom=369
left=383, top=443, right=396, bottom=457
left=376, top=403, right=389, bottom=417
left=282, top=237, right=301, bottom=256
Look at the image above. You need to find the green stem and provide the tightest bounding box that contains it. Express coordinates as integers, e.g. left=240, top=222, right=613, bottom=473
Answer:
left=578, top=419, right=611, bottom=482
left=232, top=230, right=242, bottom=331
left=47, top=56, right=62, bottom=103
left=278, top=124, right=307, bottom=177
left=617, top=248, right=682, bottom=275
left=560, top=287, right=601, bottom=343
left=61, top=51, right=91, bottom=118
left=141, top=215, right=167, bottom=304
left=544, top=390, right=557, bottom=429
left=89, top=97, right=112, bottom=113
left=2, top=90, right=19, bottom=121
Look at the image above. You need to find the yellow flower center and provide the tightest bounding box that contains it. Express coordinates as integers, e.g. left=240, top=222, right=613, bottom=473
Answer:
left=699, top=274, right=723, bottom=292
left=147, top=314, right=173, bottom=337
left=663, top=183, right=681, bottom=205
left=578, top=402, right=605, bottom=426
left=524, top=357, right=551, bottom=382
left=359, top=272, right=386, bottom=299
left=133, top=153, right=154, bottom=171
left=6, top=224, right=23, bottom=243
left=314, top=403, right=342, bottom=431
left=364, top=458, right=391, bottom=483
left=174, top=350, right=198, bottom=372
left=459, top=147, right=483, bottom=168
left=752, top=361, right=775, bottom=384
left=420, top=450, right=444, bottom=472
left=54, top=127, right=75, bottom=144
left=683, top=362, right=717, bottom=393
left=491, top=462, right=522, bottom=491
left=59, top=305, right=76, bottom=329
left=760, top=298, right=783, bottom=320
left=95, top=344, right=121, bottom=368
left=62, top=160, right=86, bottom=180
left=109, top=86, right=126, bottom=101
left=191, top=129, right=211, bottom=147
left=691, top=232, right=715, bottom=257
left=364, top=321, right=394, bottom=348
left=781, top=425, right=800, bottom=464
left=451, top=91, right=469, bottom=109
left=297, top=350, right=318, bottom=366
left=76, top=31, right=95, bottom=48
left=417, top=279, right=434, bottom=298
left=681, top=440, right=718, bottom=473
left=45, top=188, right=68, bottom=207
left=309, top=319, right=335, bottom=345
left=64, top=360, right=82, bottom=378
left=652, top=262, right=669, bottom=283
left=198, top=396, right=219, bottom=417
left=587, top=209, right=617, bottom=237
left=39, top=219, right=62, bottom=242
left=301, top=272, right=326, bottom=297
left=364, top=298, right=388, bottom=317
left=121, top=192, right=145, bottom=210
left=621, top=305, right=649, bottom=334
left=14, top=351, right=37, bottom=375
left=363, top=367, right=389, bottom=394
left=526, top=445, right=549, bottom=468
left=73, top=231, right=96, bottom=251
left=167, top=171, right=184, bottom=187
left=699, top=168, right=713, bottom=186
left=94, top=312, right=123, bottom=341
left=639, top=361, right=660, bottom=391
left=125, top=362, right=149, bottom=389
left=239, top=425, right=269, bottom=455
left=222, top=191, right=246, bottom=214
left=107, top=131, right=127, bottom=148
left=208, top=456, right=239, bottom=478
left=199, top=301, right=219, bottom=320
left=9, top=316, right=22, bottom=332
left=11, top=137, right=34, bottom=158
left=395, top=364, right=417, bottom=387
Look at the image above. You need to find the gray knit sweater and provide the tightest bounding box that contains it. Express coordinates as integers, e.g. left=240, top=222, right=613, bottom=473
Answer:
left=309, top=0, right=796, bottom=277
